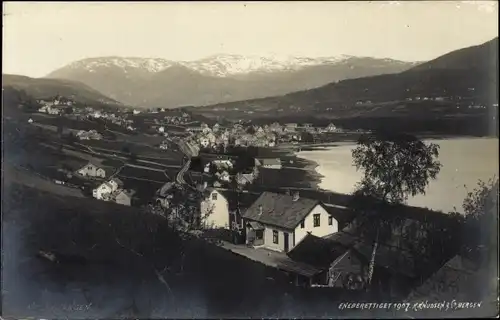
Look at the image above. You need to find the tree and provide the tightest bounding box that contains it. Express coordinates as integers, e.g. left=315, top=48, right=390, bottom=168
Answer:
left=352, top=132, right=442, bottom=204
left=350, top=132, right=442, bottom=289
left=458, top=176, right=498, bottom=266
left=149, top=184, right=213, bottom=233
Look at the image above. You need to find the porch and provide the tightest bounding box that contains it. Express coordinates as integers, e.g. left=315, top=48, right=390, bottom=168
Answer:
left=245, top=221, right=265, bottom=246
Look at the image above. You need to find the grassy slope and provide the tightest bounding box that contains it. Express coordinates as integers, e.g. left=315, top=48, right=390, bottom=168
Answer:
left=2, top=181, right=373, bottom=318
left=2, top=74, right=123, bottom=107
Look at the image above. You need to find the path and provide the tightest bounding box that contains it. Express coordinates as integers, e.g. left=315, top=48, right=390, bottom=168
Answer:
left=176, top=159, right=191, bottom=184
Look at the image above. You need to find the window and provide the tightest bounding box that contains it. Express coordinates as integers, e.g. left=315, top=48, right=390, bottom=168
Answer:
left=256, top=230, right=264, bottom=240
left=313, top=214, right=321, bottom=227
left=273, top=230, right=279, bottom=244
left=212, top=193, right=218, bottom=200
left=300, top=220, right=305, bottom=228
left=328, top=216, right=333, bottom=226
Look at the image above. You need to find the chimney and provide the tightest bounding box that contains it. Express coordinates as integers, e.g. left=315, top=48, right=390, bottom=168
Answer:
left=258, top=205, right=263, bottom=216
left=292, top=192, right=300, bottom=201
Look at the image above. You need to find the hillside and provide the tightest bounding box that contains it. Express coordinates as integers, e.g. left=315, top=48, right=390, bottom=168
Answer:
left=192, top=38, right=498, bottom=135
left=2, top=74, right=123, bottom=107
left=46, top=55, right=418, bottom=108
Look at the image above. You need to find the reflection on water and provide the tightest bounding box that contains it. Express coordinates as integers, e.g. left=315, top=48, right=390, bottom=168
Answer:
left=297, top=138, right=499, bottom=213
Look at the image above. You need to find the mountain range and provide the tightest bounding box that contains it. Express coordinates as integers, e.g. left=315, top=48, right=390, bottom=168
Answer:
left=195, top=37, right=498, bottom=117
left=46, top=54, right=420, bottom=108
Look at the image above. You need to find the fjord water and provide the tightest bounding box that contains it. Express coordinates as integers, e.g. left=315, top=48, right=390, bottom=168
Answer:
left=297, top=138, right=499, bottom=213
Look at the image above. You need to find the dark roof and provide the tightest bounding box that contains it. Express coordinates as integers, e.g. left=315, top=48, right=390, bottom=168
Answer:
left=287, top=233, right=351, bottom=270
left=242, top=192, right=320, bottom=230
left=353, top=242, right=418, bottom=278
left=247, top=221, right=265, bottom=230
left=274, top=258, right=322, bottom=278
left=323, top=204, right=356, bottom=227
left=324, top=227, right=361, bottom=247
left=323, top=226, right=416, bottom=277
left=218, top=190, right=261, bottom=212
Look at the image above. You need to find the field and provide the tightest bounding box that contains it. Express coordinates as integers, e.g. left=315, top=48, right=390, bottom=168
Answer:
left=117, top=166, right=171, bottom=183
left=79, top=139, right=183, bottom=164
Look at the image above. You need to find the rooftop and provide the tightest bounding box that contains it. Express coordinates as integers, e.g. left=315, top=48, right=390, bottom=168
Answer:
left=217, top=189, right=261, bottom=212
left=258, top=158, right=282, bottom=166
left=287, top=233, right=351, bottom=270
left=242, top=192, right=320, bottom=230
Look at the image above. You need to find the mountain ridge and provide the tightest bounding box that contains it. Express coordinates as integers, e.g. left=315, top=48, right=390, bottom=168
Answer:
left=191, top=37, right=498, bottom=130
left=46, top=54, right=420, bottom=108
left=49, top=54, right=420, bottom=78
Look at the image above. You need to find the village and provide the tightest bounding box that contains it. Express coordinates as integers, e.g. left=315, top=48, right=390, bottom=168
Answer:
left=3, top=93, right=483, bottom=302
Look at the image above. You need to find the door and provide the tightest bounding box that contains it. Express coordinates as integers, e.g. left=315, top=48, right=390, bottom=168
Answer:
left=284, top=232, right=289, bottom=252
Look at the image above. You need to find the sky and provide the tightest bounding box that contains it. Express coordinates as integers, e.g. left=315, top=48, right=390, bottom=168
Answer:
left=3, top=1, right=498, bottom=78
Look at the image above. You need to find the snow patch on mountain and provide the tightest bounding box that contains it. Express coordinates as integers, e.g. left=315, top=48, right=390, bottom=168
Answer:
left=179, top=54, right=353, bottom=76
left=62, top=54, right=414, bottom=77
left=67, top=57, right=176, bottom=73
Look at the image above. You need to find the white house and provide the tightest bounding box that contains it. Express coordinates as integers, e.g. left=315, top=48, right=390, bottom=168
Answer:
left=242, top=192, right=338, bottom=253
left=108, top=177, right=122, bottom=191
left=216, top=171, right=231, bottom=182
left=199, top=137, right=210, bottom=148
left=28, top=118, right=34, bottom=124
left=200, top=188, right=230, bottom=229
left=201, top=123, right=212, bottom=134
left=158, top=126, right=165, bottom=133
left=326, top=123, right=338, bottom=132
left=93, top=182, right=114, bottom=200
left=256, top=158, right=282, bottom=169
left=133, top=109, right=141, bottom=115
left=159, top=143, right=169, bottom=150
left=114, top=189, right=135, bottom=206
left=93, top=178, right=123, bottom=200
left=212, top=158, right=233, bottom=170
left=47, top=106, right=62, bottom=115
left=77, top=162, right=106, bottom=178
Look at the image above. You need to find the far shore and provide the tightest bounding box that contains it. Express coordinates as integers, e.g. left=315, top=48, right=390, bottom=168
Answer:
left=276, top=134, right=498, bottom=152
left=268, top=134, right=498, bottom=198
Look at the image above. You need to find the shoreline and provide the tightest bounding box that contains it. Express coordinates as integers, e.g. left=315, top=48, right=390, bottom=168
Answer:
left=291, top=136, right=499, bottom=213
